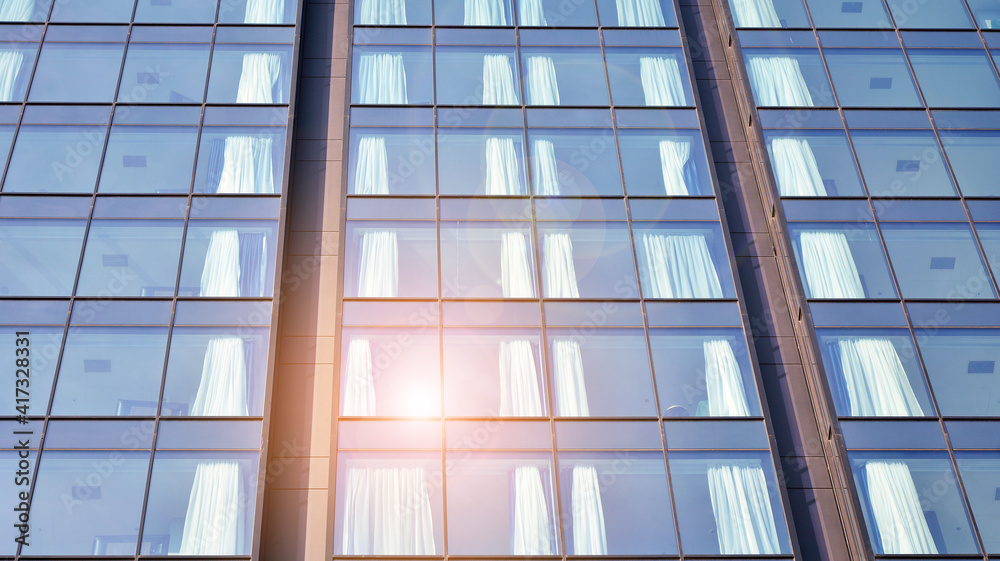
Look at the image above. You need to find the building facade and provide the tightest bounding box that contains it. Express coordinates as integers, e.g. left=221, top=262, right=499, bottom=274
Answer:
left=0, top=0, right=998, bottom=560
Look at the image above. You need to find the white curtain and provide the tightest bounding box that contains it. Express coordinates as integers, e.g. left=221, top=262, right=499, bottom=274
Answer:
left=358, top=230, right=398, bottom=297
left=342, top=466, right=437, bottom=554
left=355, top=136, right=389, bottom=195
left=358, top=53, right=408, bottom=104
left=553, top=338, right=589, bottom=416
left=236, top=53, right=282, bottom=104
left=640, top=56, right=686, bottom=106
left=616, top=0, right=666, bottom=26
left=513, top=465, right=555, bottom=555
left=519, top=0, right=547, bottom=25
left=837, top=338, right=923, bottom=416
left=659, top=139, right=692, bottom=196
left=799, top=231, right=864, bottom=299
left=501, top=232, right=536, bottom=298
left=747, top=56, right=813, bottom=107
left=191, top=337, right=249, bottom=416
left=0, top=0, right=32, bottom=21
left=217, top=135, right=275, bottom=194
left=499, top=339, right=544, bottom=416
left=179, top=461, right=246, bottom=555
left=731, top=0, right=780, bottom=27
left=344, top=338, right=377, bottom=416
left=642, top=233, right=724, bottom=298
left=531, top=139, right=560, bottom=196
left=771, top=137, right=826, bottom=196
left=571, top=464, right=607, bottom=554
left=201, top=230, right=241, bottom=297
left=483, top=54, right=519, bottom=105
left=245, top=0, right=285, bottom=23
left=465, top=0, right=507, bottom=25
left=526, top=56, right=560, bottom=105
left=485, top=137, right=523, bottom=195
left=707, top=462, right=781, bottom=555
left=704, top=339, right=750, bottom=416
left=543, top=232, right=580, bottom=298
left=0, top=51, right=23, bottom=101
left=864, top=461, right=938, bottom=554
left=357, top=0, right=408, bottom=24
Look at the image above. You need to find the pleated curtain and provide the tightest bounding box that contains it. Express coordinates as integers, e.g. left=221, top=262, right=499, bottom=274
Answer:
left=531, top=139, right=561, bottom=196
left=200, top=230, right=267, bottom=297
left=526, top=56, right=560, bottom=105
left=864, top=461, right=938, bottom=554
left=640, top=56, right=686, bottom=106
left=571, top=464, right=608, bottom=554
left=357, top=0, right=408, bottom=24
left=0, top=51, right=23, bottom=101
left=485, top=137, right=523, bottom=195
left=245, top=0, right=285, bottom=23
left=358, top=230, right=399, bottom=297
left=0, top=0, right=33, bottom=21
left=770, top=137, right=826, bottom=196
left=236, top=53, right=282, bottom=103
left=501, top=232, right=537, bottom=298
left=543, top=232, right=580, bottom=298
left=512, top=465, right=555, bottom=555
left=798, top=231, right=865, bottom=299
left=355, top=136, right=390, bottom=194
left=615, top=0, right=666, bottom=26
left=659, top=139, right=693, bottom=196
left=499, top=339, right=544, bottom=416
left=191, top=337, right=250, bottom=416
left=358, top=53, right=408, bottom=104
left=707, top=462, right=781, bottom=555
left=179, top=461, right=246, bottom=555
left=465, top=0, right=508, bottom=25
left=642, top=233, right=724, bottom=298
left=519, top=0, right=547, bottom=25
left=837, top=338, right=924, bottom=416
left=342, top=466, right=437, bottom=554
left=483, top=54, right=519, bottom=105
left=704, top=339, right=751, bottom=416
left=747, top=56, right=813, bottom=107
left=343, top=338, right=377, bottom=415
left=731, top=0, right=780, bottom=27
left=210, top=136, right=275, bottom=194
left=552, top=338, right=589, bottom=416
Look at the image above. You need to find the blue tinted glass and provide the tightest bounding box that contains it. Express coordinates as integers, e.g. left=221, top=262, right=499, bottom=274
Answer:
left=118, top=43, right=210, bottom=104
left=438, top=128, right=527, bottom=195
left=528, top=128, right=622, bottom=196
left=436, top=47, right=520, bottom=106
left=521, top=47, right=609, bottom=106
left=909, top=50, right=1000, bottom=108
left=0, top=451, right=36, bottom=553
left=850, top=130, right=957, bottom=197
left=28, top=42, right=125, bottom=102
left=729, top=0, right=810, bottom=27
left=618, top=128, right=712, bottom=196
left=881, top=223, right=996, bottom=299
left=134, top=0, right=218, bottom=22
left=50, top=0, right=135, bottom=22
left=0, top=43, right=36, bottom=102
left=99, top=125, right=199, bottom=194
left=178, top=221, right=279, bottom=298
left=0, top=219, right=85, bottom=296
left=967, top=0, right=1000, bottom=29
left=355, top=0, right=431, bottom=24
left=595, top=0, right=677, bottom=27
left=345, top=221, right=438, bottom=298
left=764, top=129, right=865, bottom=196
left=435, top=0, right=514, bottom=25
left=192, top=125, right=287, bottom=195
left=443, top=328, right=546, bottom=416
left=980, top=224, right=1000, bottom=284
left=4, top=124, right=107, bottom=193
left=341, top=328, right=440, bottom=416
left=804, top=0, right=892, bottom=28
left=606, top=47, right=693, bottom=107
left=941, top=131, right=1000, bottom=197
left=0, top=0, right=52, bottom=21
left=744, top=49, right=834, bottom=107
left=0, top=326, right=62, bottom=416
left=518, top=0, right=597, bottom=26
left=788, top=222, right=897, bottom=299
left=916, top=329, right=1000, bottom=417
left=824, top=49, right=921, bottom=107
left=537, top=222, right=638, bottom=298
left=353, top=46, right=433, bottom=105
left=441, top=222, right=535, bottom=299
left=348, top=128, right=435, bottom=195
left=955, top=452, right=1000, bottom=553
left=207, top=44, right=293, bottom=104
left=218, top=0, right=295, bottom=23
left=886, top=0, right=974, bottom=28
left=633, top=222, right=736, bottom=299
left=77, top=220, right=183, bottom=297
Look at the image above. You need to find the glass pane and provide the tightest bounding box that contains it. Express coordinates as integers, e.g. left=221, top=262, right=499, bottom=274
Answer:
left=743, top=49, right=834, bottom=107
left=0, top=0, right=52, bottom=21
left=142, top=451, right=259, bottom=555
left=179, top=221, right=279, bottom=298
left=955, top=452, right=1000, bottom=554
left=77, top=220, right=184, bottom=297
left=886, top=0, right=974, bottom=28
left=118, top=43, right=211, bottom=104
left=909, top=50, right=1000, bottom=108
left=99, top=125, right=199, bottom=194
left=438, top=128, right=528, bottom=195
left=851, top=130, right=957, bottom=197
left=804, top=0, right=891, bottom=28
left=634, top=222, right=736, bottom=299
left=764, top=129, right=865, bottom=197
left=618, top=128, right=712, bottom=196
left=527, top=128, right=622, bottom=196
left=728, top=0, right=809, bottom=27
left=218, top=0, right=296, bottom=24
left=352, top=46, right=433, bottom=105
left=547, top=329, right=656, bottom=416
left=824, top=49, right=922, bottom=107
left=940, top=130, right=1000, bottom=197
left=536, top=222, right=638, bottom=299
left=650, top=328, right=762, bottom=417
left=340, top=328, right=440, bottom=416
left=134, top=0, right=218, bottom=23
left=0, top=326, right=62, bottom=416
left=435, top=0, right=514, bottom=25
left=881, top=223, right=995, bottom=299
left=968, top=0, right=1000, bottom=29
left=355, top=0, right=431, bottom=24
left=444, top=328, right=547, bottom=416
left=348, top=127, right=435, bottom=195
left=4, top=124, right=108, bottom=193
left=520, top=47, right=609, bottom=106
left=344, top=221, right=438, bottom=298
left=917, top=328, right=1000, bottom=416
left=816, top=328, right=934, bottom=417
left=595, top=0, right=677, bottom=27
left=0, top=451, right=37, bottom=554
left=50, top=0, right=136, bottom=22
left=192, top=125, right=287, bottom=194
left=436, top=47, right=520, bottom=106
left=850, top=451, right=980, bottom=555
left=0, top=219, right=86, bottom=296
left=517, top=0, right=597, bottom=26
left=24, top=451, right=150, bottom=556
left=441, top=222, right=536, bottom=299
left=558, top=452, right=677, bottom=554
left=0, top=43, right=36, bottom=102
left=50, top=326, right=168, bottom=415
left=206, top=44, right=293, bottom=104
left=28, top=42, right=125, bottom=102
left=446, top=452, right=558, bottom=555
left=669, top=451, right=792, bottom=555
left=606, top=47, right=693, bottom=107
left=788, top=223, right=897, bottom=299
left=981, top=224, right=1000, bottom=283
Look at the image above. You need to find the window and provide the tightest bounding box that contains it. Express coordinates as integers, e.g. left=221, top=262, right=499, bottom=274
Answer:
left=788, top=223, right=897, bottom=299
left=803, top=0, right=891, bottom=28
left=436, top=46, right=520, bottom=106
left=527, top=128, right=623, bottom=196
left=742, top=48, right=832, bottom=107
left=435, top=0, right=514, bottom=26
left=118, top=40, right=212, bottom=104
left=880, top=223, right=995, bottom=299
left=179, top=221, right=279, bottom=298
left=764, top=129, right=865, bottom=197
left=518, top=0, right=597, bottom=26
left=980, top=224, right=1000, bottom=282
left=595, top=0, right=677, bottom=27
left=49, top=0, right=135, bottom=22
left=207, top=43, right=293, bottom=104
left=618, top=128, right=711, bottom=196
left=340, top=328, right=440, bottom=417
left=193, top=124, right=287, bottom=194
left=99, top=121, right=200, bottom=194
left=954, top=452, right=1000, bottom=553
left=850, top=130, right=957, bottom=197
left=28, top=41, right=126, bottom=102
left=909, top=50, right=1000, bottom=108
left=217, top=0, right=296, bottom=24
left=0, top=326, right=62, bottom=415
left=0, top=42, right=36, bottom=102
left=824, top=49, right=921, bottom=107
left=438, top=128, right=528, bottom=195
left=0, top=219, right=86, bottom=296
left=444, top=329, right=547, bottom=416
left=967, top=0, right=1000, bottom=29
left=886, top=0, right=974, bottom=28
left=634, top=222, right=735, bottom=299
left=0, top=0, right=52, bottom=21
left=940, top=130, right=1000, bottom=197
left=352, top=46, right=433, bottom=105
left=536, top=222, right=638, bottom=299
left=348, top=127, right=436, bottom=195
left=76, top=219, right=185, bottom=297
left=728, top=0, right=810, bottom=27
left=354, top=0, right=432, bottom=25
left=134, top=0, right=219, bottom=23
left=344, top=221, right=438, bottom=298
left=917, top=328, right=1000, bottom=416
left=4, top=123, right=108, bottom=193
left=520, top=47, right=609, bottom=106
left=440, top=222, right=536, bottom=299
left=606, top=48, right=693, bottom=107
